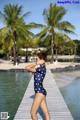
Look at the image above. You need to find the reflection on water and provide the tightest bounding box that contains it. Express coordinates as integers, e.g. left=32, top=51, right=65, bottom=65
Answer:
left=53, top=71, right=80, bottom=120
left=0, top=71, right=31, bottom=120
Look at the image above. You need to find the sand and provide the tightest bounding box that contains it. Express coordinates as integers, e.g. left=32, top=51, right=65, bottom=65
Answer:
left=0, top=59, right=80, bottom=70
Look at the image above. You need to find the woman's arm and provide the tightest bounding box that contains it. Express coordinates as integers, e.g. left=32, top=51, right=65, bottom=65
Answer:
left=25, top=64, right=36, bottom=73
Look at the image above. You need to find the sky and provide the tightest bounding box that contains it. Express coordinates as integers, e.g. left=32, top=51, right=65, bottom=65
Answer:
left=0, top=0, right=80, bottom=40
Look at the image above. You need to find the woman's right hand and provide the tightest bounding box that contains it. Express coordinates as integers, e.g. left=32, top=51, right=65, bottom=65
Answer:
left=25, top=64, right=36, bottom=69
left=25, top=64, right=36, bottom=73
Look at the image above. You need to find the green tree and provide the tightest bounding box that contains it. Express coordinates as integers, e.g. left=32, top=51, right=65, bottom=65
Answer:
left=0, top=4, right=42, bottom=64
left=74, top=40, right=80, bottom=55
left=0, top=4, right=30, bottom=64
left=37, top=3, right=75, bottom=62
left=64, top=40, right=76, bottom=55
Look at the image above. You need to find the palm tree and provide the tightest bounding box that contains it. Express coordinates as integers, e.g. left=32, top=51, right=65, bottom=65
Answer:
left=64, top=40, right=76, bottom=55
left=0, top=28, right=13, bottom=58
left=37, top=3, right=75, bottom=63
left=0, top=4, right=42, bottom=64
left=0, top=4, right=30, bottom=64
left=54, top=33, right=72, bottom=61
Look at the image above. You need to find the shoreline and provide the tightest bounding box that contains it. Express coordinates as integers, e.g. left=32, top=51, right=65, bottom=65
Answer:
left=0, top=59, right=80, bottom=70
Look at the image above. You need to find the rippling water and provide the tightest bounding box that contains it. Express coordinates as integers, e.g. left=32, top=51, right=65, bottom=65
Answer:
left=53, top=71, right=80, bottom=120
left=0, top=71, right=31, bottom=120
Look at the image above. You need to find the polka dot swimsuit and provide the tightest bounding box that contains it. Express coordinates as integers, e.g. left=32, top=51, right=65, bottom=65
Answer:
left=34, top=63, right=47, bottom=96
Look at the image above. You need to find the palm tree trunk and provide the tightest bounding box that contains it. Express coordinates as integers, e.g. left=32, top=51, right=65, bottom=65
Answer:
left=25, top=48, right=28, bottom=62
left=13, top=31, right=17, bottom=65
left=55, top=48, right=58, bottom=62
left=51, top=34, right=54, bottom=63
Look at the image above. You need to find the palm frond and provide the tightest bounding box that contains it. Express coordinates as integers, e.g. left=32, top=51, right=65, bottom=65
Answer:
left=22, top=11, right=31, bottom=18
left=26, top=22, right=44, bottom=29
left=54, top=7, right=66, bottom=25
left=55, top=32, right=71, bottom=41
left=35, top=26, right=49, bottom=38
left=58, top=21, right=75, bottom=34
left=43, top=8, right=49, bottom=25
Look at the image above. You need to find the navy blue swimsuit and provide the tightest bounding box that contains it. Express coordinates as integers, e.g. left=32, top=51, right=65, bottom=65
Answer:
left=34, top=63, right=47, bottom=96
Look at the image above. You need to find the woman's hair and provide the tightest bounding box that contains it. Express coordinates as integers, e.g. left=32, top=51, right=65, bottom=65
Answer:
left=37, top=52, right=47, bottom=61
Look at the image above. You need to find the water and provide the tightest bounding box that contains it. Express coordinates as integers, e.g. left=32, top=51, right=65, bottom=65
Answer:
left=0, top=70, right=31, bottom=120
left=53, top=71, right=80, bottom=120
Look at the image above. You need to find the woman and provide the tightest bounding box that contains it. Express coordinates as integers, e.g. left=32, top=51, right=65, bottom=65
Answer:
left=25, top=52, right=50, bottom=120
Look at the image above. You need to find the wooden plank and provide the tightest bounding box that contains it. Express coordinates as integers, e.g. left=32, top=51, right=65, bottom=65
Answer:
left=14, top=69, right=73, bottom=120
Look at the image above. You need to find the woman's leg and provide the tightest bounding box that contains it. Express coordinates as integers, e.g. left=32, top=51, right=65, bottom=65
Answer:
left=40, top=96, right=50, bottom=120
left=30, top=93, right=45, bottom=120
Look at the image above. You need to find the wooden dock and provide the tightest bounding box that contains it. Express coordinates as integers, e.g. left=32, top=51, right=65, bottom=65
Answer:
left=14, top=69, right=73, bottom=120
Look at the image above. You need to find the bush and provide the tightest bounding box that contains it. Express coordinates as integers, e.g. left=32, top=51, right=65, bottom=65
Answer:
left=0, top=53, right=7, bottom=58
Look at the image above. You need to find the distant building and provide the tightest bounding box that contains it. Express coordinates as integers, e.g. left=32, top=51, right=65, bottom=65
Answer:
left=21, top=47, right=47, bottom=53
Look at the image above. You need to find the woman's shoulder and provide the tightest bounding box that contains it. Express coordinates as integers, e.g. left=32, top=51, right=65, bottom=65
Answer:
left=35, top=64, right=40, bottom=69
